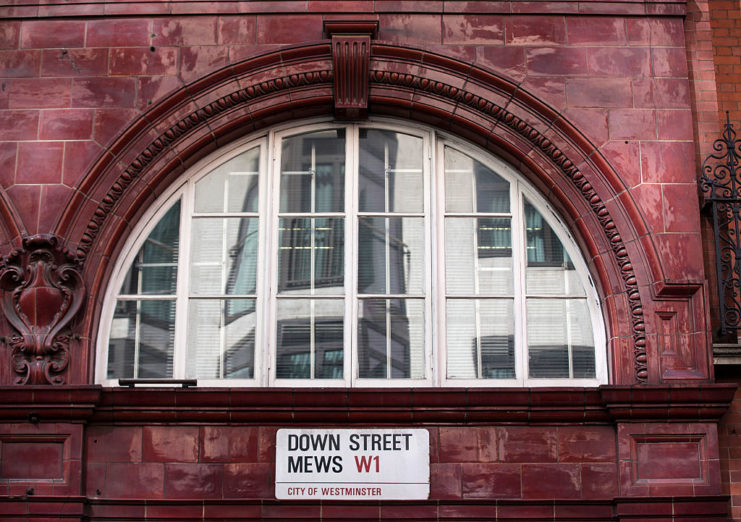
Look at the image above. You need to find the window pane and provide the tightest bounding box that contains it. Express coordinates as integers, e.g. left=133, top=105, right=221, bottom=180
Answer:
left=527, top=298, right=595, bottom=378
left=190, top=217, right=259, bottom=296
left=107, top=299, right=175, bottom=378
left=445, top=147, right=509, bottom=214
left=445, top=217, right=513, bottom=295
left=446, top=299, right=514, bottom=379
left=276, top=299, right=344, bottom=379
left=359, top=129, right=423, bottom=213
left=186, top=299, right=255, bottom=379
left=357, top=298, right=424, bottom=379
left=120, top=201, right=181, bottom=295
left=194, top=147, right=260, bottom=213
left=280, top=130, right=345, bottom=213
left=278, top=218, right=344, bottom=293
left=358, top=217, right=424, bottom=295
left=525, top=201, right=585, bottom=296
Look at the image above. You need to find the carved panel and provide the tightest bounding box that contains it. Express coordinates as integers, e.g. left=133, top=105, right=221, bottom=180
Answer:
left=0, top=235, right=85, bottom=385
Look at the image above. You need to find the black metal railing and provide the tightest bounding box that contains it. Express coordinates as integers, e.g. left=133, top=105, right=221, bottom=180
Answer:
left=700, top=113, right=741, bottom=334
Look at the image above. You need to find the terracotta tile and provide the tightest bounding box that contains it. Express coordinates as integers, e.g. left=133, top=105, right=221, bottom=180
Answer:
left=103, top=462, right=164, bottom=499
left=520, top=76, right=566, bottom=111
left=17, top=141, right=63, bottom=184
left=152, top=16, right=218, bottom=46
left=63, top=140, right=103, bottom=187
left=442, top=14, right=504, bottom=44
left=497, top=504, right=555, bottom=519
left=201, top=426, right=258, bottom=463
left=582, top=462, right=619, bottom=498
left=309, top=0, right=374, bottom=10
left=218, top=15, right=257, bottom=45
left=608, top=109, right=656, bottom=140
left=439, top=427, right=496, bottom=463
left=21, top=20, right=85, bottom=49
left=662, top=184, right=701, bottom=233
left=38, top=3, right=104, bottom=16
left=38, top=184, right=74, bottom=231
left=92, top=108, right=141, bottom=147
left=1, top=49, right=40, bottom=77
left=0, top=141, right=16, bottom=187
left=647, top=18, right=685, bottom=47
left=566, top=77, right=632, bottom=108
left=85, top=462, right=106, bottom=497
left=652, top=47, right=688, bottom=78
left=180, top=45, right=230, bottom=83
left=137, top=75, right=185, bottom=110
left=86, top=19, right=152, bottom=47
left=379, top=503, right=438, bottom=519
left=223, top=462, right=272, bottom=498
left=461, top=463, right=521, bottom=498
left=237, top=1, right=307, bottom=13
left=527, top=46, right=588, bottom=76
left=142, top=426, right=199, bottom=463
left=86, top=426, right=142, bottom=463
left=639, top=141, right=695, bottom=184
left=430, top=463, right=462, bottom=499
left=656, top=110, right=694, bottom=140
left=498, top=426, right=557, bottom=463
left=522, top=463, right=581, bottom=498
left=72, top=78, right=137, bottom=108
left=505, top=15, right=566, bottom=45
left=9, top=78, right=71, bottom=109
left=0, top=109, right=38, bottom=141
left=40, top=48, right=108, bottom=77
left=630, top=183, right=663, bottom=234
left=260, top=503, right=321, bottom=519
left=626, top=18, right=650, bottom=45
left=566, top=16, right=626, bottom=45
left=39, top=108, right=94, bottom=140
left=0, top=21, right=20, bottom=49
left=377, top=14, right=442, bottom=45
left=652, top=78, right=690, bottom=109
left=146, top=504, right=205, bottom=518
left=0, top=441, right=63, bottom=479
left=164, top=463, right=223, bottom=499
left=600, top=140, right=640, bottom=188
left=654, top=232, right=704, bottom=281
left=588, top=47, right=650, bottom=77
left=256, top=14, right=323, bottom=44
left=558, top=426, right=616, bottom=462
left=109, top=47, right=178, bottom=76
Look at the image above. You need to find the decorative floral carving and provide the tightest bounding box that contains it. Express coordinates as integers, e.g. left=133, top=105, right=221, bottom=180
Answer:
left=0, top=235, right=85, bottom=385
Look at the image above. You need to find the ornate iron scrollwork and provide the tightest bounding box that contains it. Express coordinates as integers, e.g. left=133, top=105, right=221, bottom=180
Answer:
left=700, top=113, right=741, bottom=335
left=0, top=235, right=85, bottom=384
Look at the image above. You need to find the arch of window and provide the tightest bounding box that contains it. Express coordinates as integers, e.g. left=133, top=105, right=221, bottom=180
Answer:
left=97, top=120, right=607, bottom=387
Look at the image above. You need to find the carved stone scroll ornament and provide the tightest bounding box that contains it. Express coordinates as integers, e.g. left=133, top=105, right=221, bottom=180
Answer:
left=0, top=235, right=85, bottom=385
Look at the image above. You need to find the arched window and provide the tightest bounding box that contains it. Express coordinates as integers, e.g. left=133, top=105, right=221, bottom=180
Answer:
left=97, top=120, right=606, bottom=387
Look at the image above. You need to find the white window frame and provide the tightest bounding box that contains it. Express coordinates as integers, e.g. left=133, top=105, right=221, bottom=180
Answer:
left=96, top=117, right=607, bottom=388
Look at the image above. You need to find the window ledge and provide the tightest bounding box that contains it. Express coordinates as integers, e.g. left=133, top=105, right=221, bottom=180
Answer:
left=0, top=384, right=734, bottom=424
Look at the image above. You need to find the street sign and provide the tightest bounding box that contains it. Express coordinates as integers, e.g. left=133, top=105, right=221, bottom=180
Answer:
left=275, top=428, right=430, bottom=500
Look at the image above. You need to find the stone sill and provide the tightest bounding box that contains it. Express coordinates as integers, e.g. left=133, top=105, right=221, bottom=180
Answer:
left=0, top=383, right=734, bottom=425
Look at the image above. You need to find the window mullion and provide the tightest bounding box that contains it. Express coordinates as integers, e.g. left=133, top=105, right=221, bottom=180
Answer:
left=173, top=191, right=194, bottom=380
left=348, top=124, right=358, bottom=387
left=512, top=184, right=528, bottom=385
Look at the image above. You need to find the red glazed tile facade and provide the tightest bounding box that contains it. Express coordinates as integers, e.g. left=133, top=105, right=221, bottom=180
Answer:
left=0, top=1, right=737, bottom=520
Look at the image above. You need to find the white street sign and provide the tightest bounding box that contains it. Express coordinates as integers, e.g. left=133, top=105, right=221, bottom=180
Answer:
left=275, top=428, right=430, bottom=500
